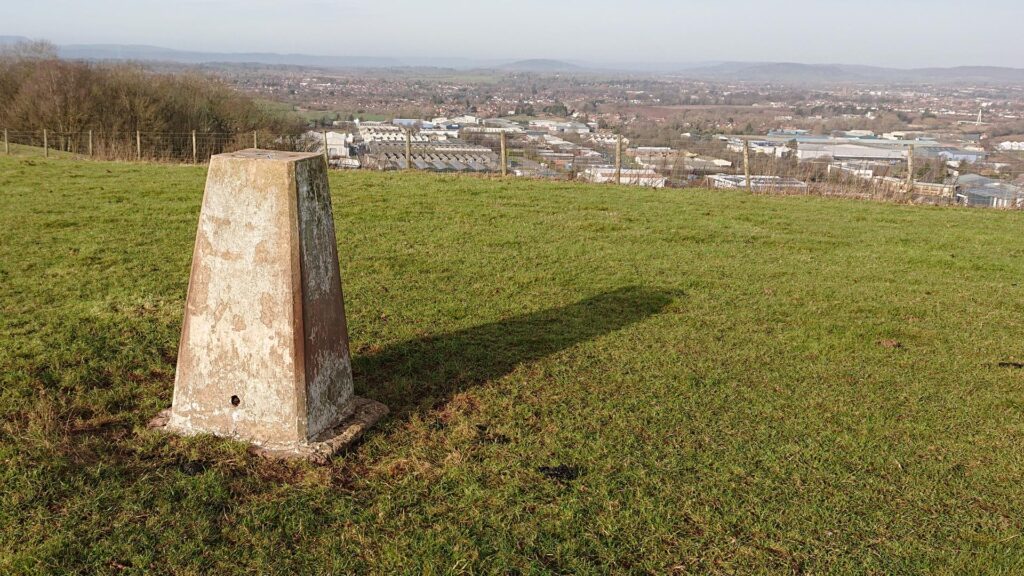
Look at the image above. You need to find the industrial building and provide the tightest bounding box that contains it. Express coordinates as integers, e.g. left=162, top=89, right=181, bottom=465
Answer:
left=360, top=139, right=499, bottom=172
left=357, top=122, right=429, bottom=143
left=708, top=174, right=808, bottom=192
left=581, top=167, right=667, bottom=188
left=797, top=142, right=907, bottom=162
left=955, top=174, right=1024, bottom=208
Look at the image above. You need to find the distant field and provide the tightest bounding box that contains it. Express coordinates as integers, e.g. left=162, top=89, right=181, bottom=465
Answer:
left=297, top=110, right=390, bottom=123
left=254, top=98, right=296, bottom=114
left=2, top=156, right=1024, bottom=574
left=255, top=99, right=391, bottom=123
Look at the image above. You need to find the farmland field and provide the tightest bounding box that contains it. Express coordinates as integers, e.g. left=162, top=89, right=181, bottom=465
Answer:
left=1, top=156, right=1024, bottom=574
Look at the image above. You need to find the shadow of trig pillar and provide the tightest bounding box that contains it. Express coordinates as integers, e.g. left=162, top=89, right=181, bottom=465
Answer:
left=151, top=149, right=387, bottom=461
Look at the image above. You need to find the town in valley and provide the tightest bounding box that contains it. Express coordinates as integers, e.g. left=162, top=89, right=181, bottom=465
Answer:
left=222, top=60, right=1024, bottom=207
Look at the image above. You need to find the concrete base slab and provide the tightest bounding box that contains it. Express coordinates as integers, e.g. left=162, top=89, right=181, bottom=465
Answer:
left=149, top=397, right=388, bottom=464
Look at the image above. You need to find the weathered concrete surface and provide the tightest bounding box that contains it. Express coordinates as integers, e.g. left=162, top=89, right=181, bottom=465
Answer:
left=151, top=149, right=385, bottom=460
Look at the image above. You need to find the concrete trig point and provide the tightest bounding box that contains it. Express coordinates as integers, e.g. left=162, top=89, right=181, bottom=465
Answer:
left=150, top=149, right=387, bottom=461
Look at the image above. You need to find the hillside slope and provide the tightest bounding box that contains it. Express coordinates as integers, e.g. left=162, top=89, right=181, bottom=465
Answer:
left=1, top=157, right=1023, bottom=573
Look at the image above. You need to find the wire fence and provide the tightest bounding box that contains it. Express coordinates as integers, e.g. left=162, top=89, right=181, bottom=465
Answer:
left=1, top=129, right=318, bottom=163
left=3, top=126, right=1022, bottom=209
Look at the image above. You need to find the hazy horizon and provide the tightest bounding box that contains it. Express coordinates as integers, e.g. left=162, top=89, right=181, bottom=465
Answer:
left=3, top=0, right=1023, bottom=68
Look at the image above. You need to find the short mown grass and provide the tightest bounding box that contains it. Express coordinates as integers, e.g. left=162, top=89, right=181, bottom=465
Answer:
left=1, top=156, right=1024, bottom=574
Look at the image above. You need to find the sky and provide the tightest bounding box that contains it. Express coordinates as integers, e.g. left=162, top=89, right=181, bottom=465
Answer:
left=3, top=0, right=1023, bottom=68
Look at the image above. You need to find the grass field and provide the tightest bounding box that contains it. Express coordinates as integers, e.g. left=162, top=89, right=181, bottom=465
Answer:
left=2, top=156, right=1024, bottom=574
left=1, top=143, right=77, bottom=158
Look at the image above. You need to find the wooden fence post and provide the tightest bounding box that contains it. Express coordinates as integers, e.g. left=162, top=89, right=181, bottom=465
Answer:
left=192, top=130, right=197, bottom=164
left=405, top=130, right=412, bottom=170
left=43, top=129, right=48, bottom=158
left=253, top=130, right=258, bottom=149
left=615, top=135, right=622, bottom=185
left=322, top=130, right=329, bottom=164
left=500, top=131, right=508, bottom=176
left=743, top=139, right=752, bottom=192
left=88, top=130, right=93, bottom=157
left=3, top=129, right=7, bottom=155
left=905, top=144, right=915, bottom=195
left=136, top=130, right=141, bottom=160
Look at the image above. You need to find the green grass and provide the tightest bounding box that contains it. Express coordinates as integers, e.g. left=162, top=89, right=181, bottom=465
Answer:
left=298, top=110, right=390, bottom=123
left=2, top=156, right=1024, bottom=574
left=255, top=98, right=391, bottom=124
left=2, top=143, right=77, bottom=158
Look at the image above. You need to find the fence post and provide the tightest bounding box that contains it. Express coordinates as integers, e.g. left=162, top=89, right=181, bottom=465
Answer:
left=3, top=128, right=7, bottom=155
left=88, top=130, right=93, bottom=157
left=500, top=131, right=508, bottom=176
left=615, top=134, right=622, bottom=185
left=43, top=129, right=48, bottom=158
left=253, top=130, right=258, bottom=149
left=905, top=144, right=915, bottom=195
left=743, top=139, right=752, bottom=192
left=405, top=130, right=412, bottom=170
left=191, top=130, right=197, bottom=164
left=322, top=130, right=329, bottom=164
left=136, top=130, right=141, bottom=160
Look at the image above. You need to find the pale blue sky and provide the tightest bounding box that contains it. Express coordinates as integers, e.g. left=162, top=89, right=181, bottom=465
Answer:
left=3, top=0, right=1022, bottom=67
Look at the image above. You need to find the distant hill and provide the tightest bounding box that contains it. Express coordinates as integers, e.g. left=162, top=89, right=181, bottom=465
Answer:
left=51, top=43, right=585, bottom=73
left=0, top=35, right=32, bottom=45
left=49, top=43, right=505, bottom=70
left=498, top=59, right=584, bottom=72
left=3, top=37, right=1023, bottom=83
left=682, top=62, right=875, bottom=83
left=908, top=66, right=1024, bottom=83
left=676, top=62, right=1024, bottom=84
left=57, top=44, right=402, bottom=68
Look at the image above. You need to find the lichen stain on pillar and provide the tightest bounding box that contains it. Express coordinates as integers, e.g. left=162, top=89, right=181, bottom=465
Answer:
left=151, top=149, right=386, bottom=461
left=295, top=158, right=355, bottom=439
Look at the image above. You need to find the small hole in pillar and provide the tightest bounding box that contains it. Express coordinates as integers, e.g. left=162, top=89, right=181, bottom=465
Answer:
left=230, top=395, right=240, bottom=407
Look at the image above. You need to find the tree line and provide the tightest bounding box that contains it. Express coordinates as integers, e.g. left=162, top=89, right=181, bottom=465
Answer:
left=0, top=41, right=304, bottom=157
